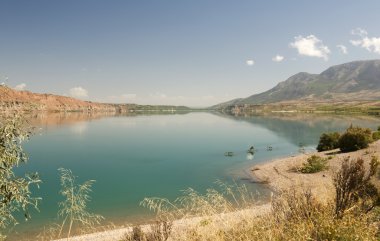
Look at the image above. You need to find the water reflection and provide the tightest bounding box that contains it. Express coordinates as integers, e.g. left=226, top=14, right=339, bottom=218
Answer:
left=26, top=112, right=117, bottom=129
left=246, top=153, right=254, bottom=160
left=216, top=113, right=380, bottom=147
left=20, top=112, right=380, bottom=153
left=70, top=122, right=88, bottom=135
left=24, top=112, right=380, bottom=148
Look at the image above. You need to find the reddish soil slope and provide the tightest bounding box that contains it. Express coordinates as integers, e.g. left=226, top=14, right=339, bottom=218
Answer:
left=0, top=86, right=129, bottom=112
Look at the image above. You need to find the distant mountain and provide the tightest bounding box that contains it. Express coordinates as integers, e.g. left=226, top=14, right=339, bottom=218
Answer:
left=215, top=60, right=380, bottom=107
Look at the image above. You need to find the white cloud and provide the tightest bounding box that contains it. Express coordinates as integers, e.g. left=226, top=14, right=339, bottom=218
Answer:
left=350, top=28, right=380, bottom=54
left=69, top=86, right=88, bottom=98
left=272, top=55, right=284, bottom=62
left=246, top=59, right=255, bottom=66
left=290, top=35, right=330, bottom=60
left=336, top=44, right=348, bottom=54
left=351, top=28, right=368, bottom=38
left=14, top=83, right=26, bottom=91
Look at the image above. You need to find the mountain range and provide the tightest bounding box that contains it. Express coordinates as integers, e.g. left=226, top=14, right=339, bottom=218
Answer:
left=214, top=59, right=380, bottom=108
left=2, top=59, right=380, bottom=113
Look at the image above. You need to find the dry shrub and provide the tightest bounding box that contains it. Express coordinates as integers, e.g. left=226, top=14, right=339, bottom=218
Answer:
left=140, top=181, right=256, bottom=221
left=139, top=180, right=379, bottom=240
left=373, top=131, right=380, bottom=141
left=121, top=220, right=173, bottom=241
left=139, top=181, right=260, bottom=240
left=334, top=156, right=380, bottom=217
left=168, top=188, right=378, bottom=241
left=150, top=220, right=172, bottom=241
left=269, top=189, right=377, bottom=241
left=35, top=223, right=61, bottom=241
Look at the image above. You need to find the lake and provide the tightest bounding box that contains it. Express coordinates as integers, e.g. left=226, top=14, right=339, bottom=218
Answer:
left=11, top=112, right=380, bottom=237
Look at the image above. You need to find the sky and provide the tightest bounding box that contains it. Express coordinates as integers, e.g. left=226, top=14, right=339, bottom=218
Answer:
left=1, top=1, right=380, bottom=107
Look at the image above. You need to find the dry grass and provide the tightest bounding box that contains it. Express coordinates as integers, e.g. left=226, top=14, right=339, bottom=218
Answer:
left=140, top=181, right=257, bottom=222
left=121, top=180, right=379, bottom=241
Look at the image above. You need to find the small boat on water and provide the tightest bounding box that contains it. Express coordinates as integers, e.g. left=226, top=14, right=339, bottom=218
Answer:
left=224, top=151, right=234, bottom=157
left=266, top=145, right=273, bottom=151
left=247, top=146, right=255, bottom=154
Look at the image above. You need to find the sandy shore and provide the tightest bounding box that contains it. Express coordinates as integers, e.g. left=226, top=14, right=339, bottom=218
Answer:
left=250, top=140, right=380, bottom=203
left=54, top=204, right=271, bottom=241
left=55, top=141, right=380, bottom=241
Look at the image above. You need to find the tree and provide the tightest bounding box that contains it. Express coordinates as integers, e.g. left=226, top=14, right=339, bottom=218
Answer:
left=57, top=168, right=103, bottom=239
left=0, top=115, right=41, bottom=239
left=338, top=125, right=373, bottom=152
left=316, top=132, right=340, bottom=152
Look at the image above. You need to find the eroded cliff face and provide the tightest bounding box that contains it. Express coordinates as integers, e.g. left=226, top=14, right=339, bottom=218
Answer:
left=0, top=86, right=132, bottom=113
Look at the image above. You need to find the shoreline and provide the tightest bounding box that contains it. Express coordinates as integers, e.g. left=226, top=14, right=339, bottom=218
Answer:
left=54, top=204, right=272, bottom=241
left=250, top=140, right=380, bottom=203
left=249, top=151, right=334, bottom=203
left=53, top=141, right=380, bottom=240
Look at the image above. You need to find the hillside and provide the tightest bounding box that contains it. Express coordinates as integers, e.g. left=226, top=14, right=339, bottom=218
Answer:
left=215, top=60, right=380, bottom=107
left=0, top=86, right=190, bottom=113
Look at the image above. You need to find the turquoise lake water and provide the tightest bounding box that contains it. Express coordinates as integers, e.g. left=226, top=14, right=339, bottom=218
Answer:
left=11, top=112, right=380, bottom=237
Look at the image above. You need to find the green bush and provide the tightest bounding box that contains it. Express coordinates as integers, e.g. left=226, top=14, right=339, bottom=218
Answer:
left=300, top=155, right=328, bottom=173
left=338, top=126, right=373, bottom=153
left=317, top=132, right=340, bottom=152
left=0, top=116, right=41, bottom=239
left=372, top=131, right=380, bottom=141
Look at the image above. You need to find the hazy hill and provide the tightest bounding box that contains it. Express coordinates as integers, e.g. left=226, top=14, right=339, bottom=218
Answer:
left=215, top=60, right=380, bottom=107
left=0, top=86, right=190, bottom=113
